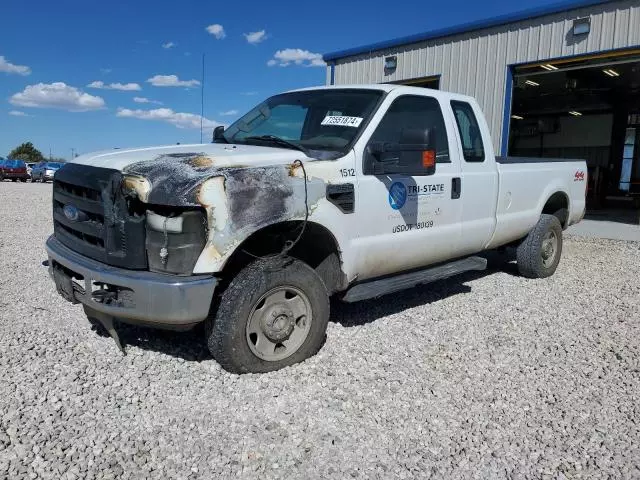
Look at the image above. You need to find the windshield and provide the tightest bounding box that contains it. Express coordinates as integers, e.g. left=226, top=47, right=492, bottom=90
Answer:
left=46, top=162, right=63, bottom=169
left=7, top=160, right=25, bottom=168
left=223, top=89, right=383, bottom=157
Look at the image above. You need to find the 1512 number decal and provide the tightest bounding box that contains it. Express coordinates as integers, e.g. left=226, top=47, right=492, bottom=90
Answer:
left=339, top=168, right=355, bottom=178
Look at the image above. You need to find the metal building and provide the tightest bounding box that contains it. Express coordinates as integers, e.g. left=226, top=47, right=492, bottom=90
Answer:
left=323, top=0, right=640, bottom=203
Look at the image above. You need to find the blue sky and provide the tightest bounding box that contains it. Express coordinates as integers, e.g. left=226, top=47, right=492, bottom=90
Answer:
left=1, top=0, right=564, bottom=159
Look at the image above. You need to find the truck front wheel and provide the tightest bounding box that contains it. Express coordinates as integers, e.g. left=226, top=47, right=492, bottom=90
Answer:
left=206, top=257, right=330, bottom=373
left=516, top=214, right=563, bottom=278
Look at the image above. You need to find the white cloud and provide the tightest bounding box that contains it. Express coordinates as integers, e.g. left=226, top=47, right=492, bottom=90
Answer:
left=116, top=107, right=220, bottom=130
left=10, top=82, right=105, bottom=111
left=133, top=96, right=163, bottom=105
left=100, top=68, right=112, bottom=74
left=241, top=91, right=258, bottom=96
left=206, top=24, right=226, bottom=39
left=244, top=30, right=267, bottom=44
left=9, top=110, right=29, bottom=117
left=162, top=42, right=176, bottom=49
left=267, top=48, right=325, bottom=67
left=147, top=74, right=200, bottom=88
left=87, top=80, right=142, bottom=91
left=220, top=109, right=239, bottom=116
left=0, top=56, right=31, bottom=75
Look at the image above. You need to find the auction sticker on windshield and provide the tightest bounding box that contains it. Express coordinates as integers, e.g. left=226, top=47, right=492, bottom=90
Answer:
left=321, top=116, right=363, bottom=127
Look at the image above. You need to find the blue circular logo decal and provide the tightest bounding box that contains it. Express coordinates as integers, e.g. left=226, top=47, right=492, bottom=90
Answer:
left=63, top=204, right=79, bottom=222
left=388, top=182, right=407, bottom=210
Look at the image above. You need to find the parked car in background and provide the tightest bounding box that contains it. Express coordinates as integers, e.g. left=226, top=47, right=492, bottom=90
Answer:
left=0, top=159, right=29, bottom=182
left=31, top=162, right=63, bottom=183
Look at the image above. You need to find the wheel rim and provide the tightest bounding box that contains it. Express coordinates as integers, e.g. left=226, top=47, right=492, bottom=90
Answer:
left=246, top=286, right=312, bottom=362
left=541, top=230, right=558, bottom=268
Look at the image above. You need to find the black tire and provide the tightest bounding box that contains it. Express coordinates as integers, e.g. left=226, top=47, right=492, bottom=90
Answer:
left=516, top=214, right=563, bottom=278
left=206, top=257, right=330, bottom=373
left=11, top=178, right=17, bottom=182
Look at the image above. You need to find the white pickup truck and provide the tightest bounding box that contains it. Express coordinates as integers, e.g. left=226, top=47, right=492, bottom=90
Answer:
left=46, top=84, right=586, bottom=373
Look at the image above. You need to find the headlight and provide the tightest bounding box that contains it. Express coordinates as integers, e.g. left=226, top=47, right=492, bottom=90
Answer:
left=145, top=209, right=208, bottom=275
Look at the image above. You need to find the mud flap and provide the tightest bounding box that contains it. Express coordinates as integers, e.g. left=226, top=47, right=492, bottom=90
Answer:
left=85, top=308, right=126, bottom=355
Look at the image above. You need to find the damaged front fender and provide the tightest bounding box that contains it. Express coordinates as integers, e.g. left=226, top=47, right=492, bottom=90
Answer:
left=123, top=152, right=327, bottom=273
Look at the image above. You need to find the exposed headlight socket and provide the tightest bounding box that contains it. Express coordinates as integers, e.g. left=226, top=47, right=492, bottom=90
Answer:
left=145, top=209, right=207, bottom=275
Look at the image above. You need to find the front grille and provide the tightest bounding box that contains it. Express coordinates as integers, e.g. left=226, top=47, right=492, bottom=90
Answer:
left=52, top=163, right=147, bottom=270
left=55, top=179, right=101, bottom=201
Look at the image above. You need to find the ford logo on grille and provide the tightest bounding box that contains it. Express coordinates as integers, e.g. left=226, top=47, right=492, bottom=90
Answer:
left=63, top=205, right=79, bottom=222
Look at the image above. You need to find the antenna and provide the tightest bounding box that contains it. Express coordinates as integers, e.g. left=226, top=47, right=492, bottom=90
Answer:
left=200, top=53, right=205, bottom=143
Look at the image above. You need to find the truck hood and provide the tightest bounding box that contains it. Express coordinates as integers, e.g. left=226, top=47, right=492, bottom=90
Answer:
left=70, top=143, right=306, bottom=171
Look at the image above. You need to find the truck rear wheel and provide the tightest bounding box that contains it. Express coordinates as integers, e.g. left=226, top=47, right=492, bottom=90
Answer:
left=516, top=214, right=563, bottom=278
left=206, top=257, right=330, bottom=373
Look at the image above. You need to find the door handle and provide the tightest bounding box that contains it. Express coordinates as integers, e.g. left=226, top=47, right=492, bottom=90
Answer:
left=452, top=177, right=461, bottom=199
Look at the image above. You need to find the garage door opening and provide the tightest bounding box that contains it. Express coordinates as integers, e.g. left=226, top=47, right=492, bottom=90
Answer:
left=392, top=75, right=440, bottom=90
left=506, top=52, right=640, bottom=215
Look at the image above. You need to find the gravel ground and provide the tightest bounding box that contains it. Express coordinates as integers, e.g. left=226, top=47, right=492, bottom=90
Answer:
left=1, top=181, right=639, bottom=479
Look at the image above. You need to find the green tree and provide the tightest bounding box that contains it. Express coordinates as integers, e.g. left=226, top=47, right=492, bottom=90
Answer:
left=8, top=142, right=44, bottom=163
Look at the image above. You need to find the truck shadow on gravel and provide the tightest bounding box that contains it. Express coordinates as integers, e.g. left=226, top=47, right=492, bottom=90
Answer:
left=100, top=253, right=518, bottom=360
left=332, top=252, right=517, bottom=328
left=95, top=322, right=211, bottom=361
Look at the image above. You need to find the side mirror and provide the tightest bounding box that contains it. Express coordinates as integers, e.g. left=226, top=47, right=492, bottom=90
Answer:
left=367, top=128, right=436, bottom=175
left=212, top=126, right=225, bottom=143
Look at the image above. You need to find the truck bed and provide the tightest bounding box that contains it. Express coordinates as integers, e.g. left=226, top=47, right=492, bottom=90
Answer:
left=486, top=158, right=587, bottom=249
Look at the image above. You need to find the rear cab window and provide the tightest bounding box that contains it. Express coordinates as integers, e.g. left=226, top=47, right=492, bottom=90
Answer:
left=451, top=101, right=485, bottom=162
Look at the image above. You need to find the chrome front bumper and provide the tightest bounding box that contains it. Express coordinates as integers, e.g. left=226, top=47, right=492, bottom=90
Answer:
left=46, top=235, right=216, bottom=327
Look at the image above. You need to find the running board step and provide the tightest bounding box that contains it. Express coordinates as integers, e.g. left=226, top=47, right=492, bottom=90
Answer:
left=342, top=256, right=487, bottom=303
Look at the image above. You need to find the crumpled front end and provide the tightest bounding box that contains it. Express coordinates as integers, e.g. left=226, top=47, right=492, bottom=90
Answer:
left=122, top=152, right=326, bottom=274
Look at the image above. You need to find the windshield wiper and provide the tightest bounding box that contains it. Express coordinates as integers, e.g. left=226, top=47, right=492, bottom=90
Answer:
left=242, top=135, right=309, bottom=156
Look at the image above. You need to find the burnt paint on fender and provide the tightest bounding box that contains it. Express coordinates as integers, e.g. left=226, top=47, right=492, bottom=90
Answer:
left=123, top=152, right=326, bottom=261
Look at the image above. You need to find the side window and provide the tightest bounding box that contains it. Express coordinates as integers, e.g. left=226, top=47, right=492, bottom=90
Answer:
left=451, top=101, right=485, bottom=162
left=368, top=95, right=450, bottom=171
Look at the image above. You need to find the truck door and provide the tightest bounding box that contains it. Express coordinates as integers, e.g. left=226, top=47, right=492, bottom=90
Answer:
left=353, top=94, right=463, bottom=281
left=449, top=100, right=499, bottom=255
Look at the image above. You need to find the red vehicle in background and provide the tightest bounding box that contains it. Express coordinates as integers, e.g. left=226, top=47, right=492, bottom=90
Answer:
left=0, top=158, right=29, bottom=182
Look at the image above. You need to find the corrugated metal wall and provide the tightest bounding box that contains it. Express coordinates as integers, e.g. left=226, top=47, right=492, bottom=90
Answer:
left=329, top=0, right=640, bottom=153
